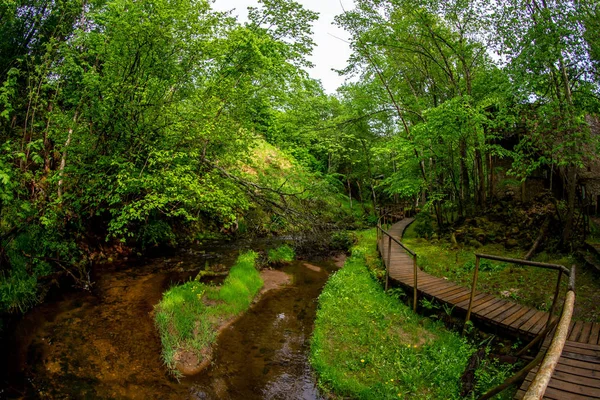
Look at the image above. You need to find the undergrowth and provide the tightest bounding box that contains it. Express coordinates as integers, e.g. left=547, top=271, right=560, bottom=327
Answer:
left=267, top=244, right=295, bottom=264
left=310, top=229, right=515, bottom=399
left=154, top=251, right=262, bottom=373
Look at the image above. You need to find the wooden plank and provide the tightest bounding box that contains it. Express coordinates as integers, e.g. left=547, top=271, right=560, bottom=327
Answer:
left=554, top=361, right=600, bottom=379
left=416, top=279, right=451, bottom=291
left=455, top=292, right=491, bottom=309
left=490, top=303, right=524, bottom=325
left=509, top=308, right=539, bottom=331
left=560, top=350, right=600, bottom=364
left=427, top=285, right=462, bottom=299
left=579, top=322, right=593, bottom=344
left=518, top=310, right=547, bottom=334
left=483, top=301, right=519, bottom=321
left=563, top=340, right=600, bottom=352
left=499, top=304, right=530, bottom=327
left=524, top=375, right=600, bottom=398
left=440, top=289, right=471, bottom=304
left=589, top=323, right=600, bottom=345
left=550, top=369, right=600, bottom=389
left=556, top=355, right=600, bottom=371
left=417, top=283, right=454, bottom=295
left=472, top=297, right=506, bottom=315
left=430, top=285, right=465, bottom=298
left=529, top=312, right=553, bottom=335
left=569, top=320, right=585, bottom=342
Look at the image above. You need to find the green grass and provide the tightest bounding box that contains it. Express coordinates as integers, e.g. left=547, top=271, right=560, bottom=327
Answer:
left=154, top=251, right=263, bottom=372
left=310, top=230, right=514, bottom=399
left=267, top=244, right=295, bottom=264
left=402, top=223, right=600, bottom=322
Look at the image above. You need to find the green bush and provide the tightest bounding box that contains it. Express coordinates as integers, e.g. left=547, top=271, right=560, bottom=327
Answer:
left=0, top=269, right=39, bottom=313
left=414, top=212, right=435, bottom=238
left=267, top=244, right=295, bottom=263
left=329, top=231, right=356, bottom=252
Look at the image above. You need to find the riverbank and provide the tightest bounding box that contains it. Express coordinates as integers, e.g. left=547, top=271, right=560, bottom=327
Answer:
left=310, top=230, right=514, bottom=399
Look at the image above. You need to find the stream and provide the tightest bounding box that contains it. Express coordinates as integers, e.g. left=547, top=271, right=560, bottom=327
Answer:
left=0, top=241, right=342, bottom=399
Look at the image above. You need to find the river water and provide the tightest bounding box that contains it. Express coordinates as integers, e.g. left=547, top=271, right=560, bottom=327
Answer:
left=0, top=242, right=341, bottom=399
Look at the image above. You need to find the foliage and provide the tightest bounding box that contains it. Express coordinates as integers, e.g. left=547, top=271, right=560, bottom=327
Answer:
left=0, top=0, right=361, bottom=312
left=154, top=251, right=262, bottom=372
left=311, top=229, right=508, bottom=399
left=267, top=244, right=295, bottom=264
left=329, top=230, right=357, bottom=253
left=414, top=212, right=435, bottom=239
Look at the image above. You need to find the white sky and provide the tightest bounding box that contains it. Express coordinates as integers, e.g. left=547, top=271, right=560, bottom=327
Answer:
left=212, top=0, right=355, bottom=94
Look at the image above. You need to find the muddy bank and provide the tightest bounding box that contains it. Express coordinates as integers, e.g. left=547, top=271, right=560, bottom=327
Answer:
left=1, top=243, right=342, bottom=399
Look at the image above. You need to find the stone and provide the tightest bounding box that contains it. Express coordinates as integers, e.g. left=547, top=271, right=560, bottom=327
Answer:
left=469, top=239, right=483, bottom=248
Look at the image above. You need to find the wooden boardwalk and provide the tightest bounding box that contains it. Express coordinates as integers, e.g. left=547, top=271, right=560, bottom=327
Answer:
left=516, top=338, right=600, bottom=399
left=379, top=218, right=600, bottom=399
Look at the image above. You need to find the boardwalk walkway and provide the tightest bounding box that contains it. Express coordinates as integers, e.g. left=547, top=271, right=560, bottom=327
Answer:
left=378, top=218, right=600, bottom=399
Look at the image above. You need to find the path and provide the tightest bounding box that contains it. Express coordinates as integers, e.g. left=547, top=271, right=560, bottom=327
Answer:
left=378, top=218, right=600, bottom=399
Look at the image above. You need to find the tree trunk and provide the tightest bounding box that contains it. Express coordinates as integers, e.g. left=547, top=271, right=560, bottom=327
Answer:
left=58, top=111, right=79, bottom=198
left=562, top=166, right=577, bottom=245
left=459, top=138, right=470, bottom=215
left=525, top=217, right=550, bottom=260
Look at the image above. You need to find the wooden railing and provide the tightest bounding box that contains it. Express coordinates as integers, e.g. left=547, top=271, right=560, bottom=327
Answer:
left=465, top=254, right=572, bottom=331
left=377, top=224, right=418, bottom=312
left=377, top=203, right=410, bottom=228
left=477, top=261, right=576, bottom=400
left=522, top=271, right=575, bottom=400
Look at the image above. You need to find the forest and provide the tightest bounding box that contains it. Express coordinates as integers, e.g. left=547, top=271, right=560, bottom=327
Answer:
left=1, top=0, right=599, bottom=398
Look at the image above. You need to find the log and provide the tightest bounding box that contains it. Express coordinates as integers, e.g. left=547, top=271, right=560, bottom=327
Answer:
left=524, top=217, right=550, bottom=260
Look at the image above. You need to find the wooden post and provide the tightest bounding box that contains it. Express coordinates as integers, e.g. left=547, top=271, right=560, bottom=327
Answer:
left=386, top=235, right=392, bottom=290
left=385, top=257, right=390, bottom=292
left=413, top=254, right=418, bottom=312
left=464, top=255, right=480, bottom=331
left=547, top=270, right=563, bottom=329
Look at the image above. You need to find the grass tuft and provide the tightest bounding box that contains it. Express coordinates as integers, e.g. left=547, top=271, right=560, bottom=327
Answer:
left=267, top=244, right=295, bottom=264
left=154, top=251, right=262, bottom=372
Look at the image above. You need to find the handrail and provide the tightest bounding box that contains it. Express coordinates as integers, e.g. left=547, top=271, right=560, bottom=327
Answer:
left=378, top=226, right=416, bottom=256
left=523, top=272, right=575, bottom=399
left=474, top=253, right=570, bottom=275
left=465, top=254, right=573, bottom=330
left=479, top=265, right=576, bottom=400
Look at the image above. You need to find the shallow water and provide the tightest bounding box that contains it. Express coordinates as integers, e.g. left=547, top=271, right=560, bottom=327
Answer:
left=0, top=243, right=340, bottom=399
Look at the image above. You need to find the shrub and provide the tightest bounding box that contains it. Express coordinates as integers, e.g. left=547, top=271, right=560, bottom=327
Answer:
left=414, top=212, right=435, bottom=238
left=267, top=244, right=295, bottom=264
left=463, top=259, right=507, bottom=272
left=329, top=231, right=356, bottom=252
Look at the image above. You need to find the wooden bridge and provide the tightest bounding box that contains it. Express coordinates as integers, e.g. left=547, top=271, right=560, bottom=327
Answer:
left=378, top=218, right=600, bottom=400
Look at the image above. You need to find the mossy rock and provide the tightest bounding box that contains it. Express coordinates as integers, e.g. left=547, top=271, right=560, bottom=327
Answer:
left=469, top=239, right=483, bottom=249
